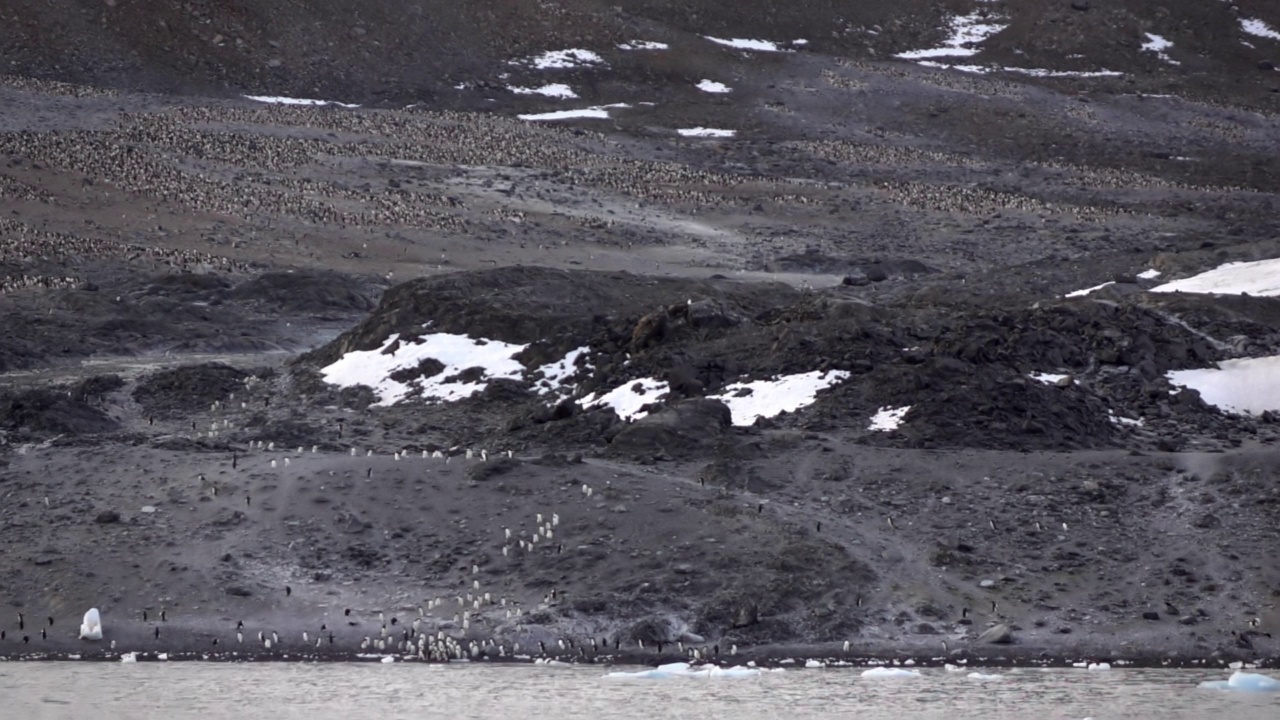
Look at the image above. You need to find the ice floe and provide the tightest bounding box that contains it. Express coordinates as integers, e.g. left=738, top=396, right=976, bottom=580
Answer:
left=580, top=378, right=669, bottom=421
left=515, top=49, right=606, bottom=69
left=243, top=95, right=360, bottom=108
left=509, top=83, right=578, bottom=99
left=1199, top=671, right=1280, bottom=692
left=704, top=37, right=787, bottom=52
left=677, top=127, right=736, bottom=138
left=618, top=40, right=669, bottom=51
left=79, top=608, right=103, bottom=641
left=1149, top=258, right=1280, bottom=297
left=1141, top=34, right=1178, bottom=65
left=1086, top=663, right=1111, bottom=671
left=895, top=9, right=1007, bottom=59
left=605, top=662, right=766, bottom=679
left=861, top=667, right=922, bottom=678
left=519, top=104, right=630, bottom=121
left=711, top=370, right=849, bottom=426
left=868, top=405, right=911, bottom=431
left=1167, top=355, right=1280, bottom=415
left=320, top=332, right=527, bottom=406
left=696, top=79, right=732, bottom=93
left=967, top=672, right=1005, bottom=681
left=1240, top=18, right=1280, bottom=42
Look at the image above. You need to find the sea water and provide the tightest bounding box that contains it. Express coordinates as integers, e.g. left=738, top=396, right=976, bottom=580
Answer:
left=0, top=663, right=1275, bottom=719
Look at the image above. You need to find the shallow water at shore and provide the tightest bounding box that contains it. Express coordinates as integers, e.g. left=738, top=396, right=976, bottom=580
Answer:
left=1, top=663, right=1277, bottom=719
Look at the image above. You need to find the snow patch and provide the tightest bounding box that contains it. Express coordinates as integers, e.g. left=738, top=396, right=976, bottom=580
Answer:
left=710, top=371, right=849, bottom=426
left=1141, top=34, right=1179, bottom=64
left=1029, top=372, right=1070, bottom=385
left=1137, top=268, right=1162, bottom=279
left=1064, top=281, right=1115, bottom=298
left=696, top=79, right=732, bottom=93
left=705, top=37, right=787, bottom=52
left=678, top=127, right=736, bottom=138
left=869, top=406, right=911, bottom=431
left=919, top=62, right=1123, bottom=77
left=1240, top=18, right=1280, bottom=42
left=515, top=49, right=606, bottom=69
left=535, top=347, right=591, bottom=395
left=1149, top=258, right=1280, bottom=297
left=518, top=104, right=630, bottom=121
left=580, top=378, right=668, bottom=421
left=1167, top=355, right=1280, bottom=415
left=895, top=10, right=1008, bottom=59
left=244, top=95, right=360, bottom=108
left=618, top=40, right=669, bottom=51
left=509, top=83, right=578, bottom=99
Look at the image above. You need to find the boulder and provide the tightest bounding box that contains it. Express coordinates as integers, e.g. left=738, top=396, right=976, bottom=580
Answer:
left=977, top=623, right=1014, bottom=644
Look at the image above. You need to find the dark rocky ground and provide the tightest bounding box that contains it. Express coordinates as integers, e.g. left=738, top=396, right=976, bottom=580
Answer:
left=0, top=0, right=1278, bottom=667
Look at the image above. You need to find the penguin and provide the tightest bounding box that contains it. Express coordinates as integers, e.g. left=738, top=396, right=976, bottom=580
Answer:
left=237, top=620, right=244, bottom=630
left=286, top=586, right=292, bottom=597
left=344, top=608, right=352, bottom=617
left=246, top=495, right=251, bottom=507
left=47, top=616, right=53, bottom=627
left=816, top=521, right=822, bottom=533
left=962, top=607, right=970, bottom=619
left=887, top=517, right=896, bottom=529
left=142, top=610, right=148, bottom=622
left=160, top=610, right=166, bottom=622
left=988, top=519, right=997, bottom=531
left=237, top=631, right=243, bottom=644
left=154, top=626, right=160, bottom=640
left=18, top=612, right=24, bottom=630
left=41, top=628, right=47, bottom=641
left=232, top=453, right=238, bottom=469
left=990, top=601, right=998, bottom=614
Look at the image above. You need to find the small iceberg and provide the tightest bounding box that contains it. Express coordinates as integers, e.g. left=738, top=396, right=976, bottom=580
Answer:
left=1087, top=663, right=1112, bottom=671
left=968, top=672, right=1005, bottom=681
left=861, top=667, right=922, bottom=678
left=1199, top=671, right=1280, bottom=693
left=80, top=608, right=103, bottom=641
left=605, top=662, right=764, bottom=679
left=120, top=652, right=138, bottom=663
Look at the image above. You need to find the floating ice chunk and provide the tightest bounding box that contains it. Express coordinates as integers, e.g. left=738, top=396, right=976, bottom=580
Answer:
left=709, top=370, right=850, bottom=426
left=79, top=608, right=103, bottom=641
left=968, top=672, right=1005, bottom=681
left=895, top=10, right=1007, bottom=59
left=1064, top=281, right=1115, bottom=298
left=805, top=659, right=824, bottom=668
left=677, top=127, right=736, bottom=137
left=381, top=656, right=395, bottom=664
left=320, top=332, right=528, bottom=406
left=944, top=663, right=964, bottom=672
left=1137, top=269, right=1162, bottom=279
left=244, top=95, right=360, bottom=108
left=605, top=662, right=764, bottom=679
left=862, top=667, right=922, bottom=678
left=516, top=49, right=605, bottom=69
left=120, top=652, right=138, bottom=663
left=1149, top=258, right=1280, bottom=297
left=618, top=40, right=669, bottom=50
left=580, top=377, right=668, bottom=421
left=509, top=83, right=578, bottom=99
left=1199, top=671, right=1280, bottom=692
left=868, top=405, right=910, bottom=431
left=696, top=79, right=732, bottom=93
left=1167, top=355, right=1280, bottom=415
left=704, top=37, right=786, bottom=52
left=1087, top=662, right=1111, bottom=671
left=1240, top=18, right=1280, bottom=42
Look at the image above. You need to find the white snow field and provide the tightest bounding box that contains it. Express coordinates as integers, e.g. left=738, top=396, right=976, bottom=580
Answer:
left=1149, top=258, right=1280, bottom=296
left=534, top=346, right=590, bottom=396
left=580, top=378, right=670, bottom=422
left=711, top=370, right=850, bottom=426
left=1141, top=34, right=1178, bottom=64
left=605, top=662, right=766, bottom=679
left=243, top=95, right=360, bottom=108
left=518, top=104, right=630, bottom=121
left=861, top=667, right=922, bottom=679
left=895, top=8, right=1007, bottom=59
left=1199, top=671, right=1280, bottom=692
left=617, top=40, right=669, bottom=50
left=320, top=332, right=529, bottom=406
left=704, top=37, right=787, bottom=52
left=868, top=405, right=911, bottom=431
left=79, top=608, right=103, bottom=641
left=513, top=49, right=605, bottom=69
left=1167, top=356, right=1280, bottom=415
left=1240, top=18, right=1280, bottom=42
left=677, top=127, right=736, bottom=137
left=508, top=83, right=577, bottom=99
left=695, top=79, right=731, bottom=93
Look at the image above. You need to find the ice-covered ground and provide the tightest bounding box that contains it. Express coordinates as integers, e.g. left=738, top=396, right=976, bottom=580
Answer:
left=1167, top=355, right=1280, bottom=415
left=513, top=49, right=605, bottom=69
left=1149, top=258, right=1280, bottom=296
left=580, top=378, right=669, bottom=421
left=868, top=405, right=911, bottom=431
left=696, top=79, right=731, bottom=93
left=704, top=37, right=788, bottom=52
left=712, top=370, right=850, bottom=426
left=1141, top=34, right=1178, bottom=64
left=243, top=95, right=360, bottom=108
left=534, top=347, right=590, bottom=396
left=895, top=8, right=1007, bottom=60
left=678, top=127, right=735, bottom=138
left=618, top=40, right=669, bottom=50
left=509, top=83, right=577, bottom=99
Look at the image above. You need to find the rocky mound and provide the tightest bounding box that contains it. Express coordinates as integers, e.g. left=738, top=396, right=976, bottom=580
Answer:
left=0, top=387, right=118, bottom=435
left=132, top=363, right=253, bottom=418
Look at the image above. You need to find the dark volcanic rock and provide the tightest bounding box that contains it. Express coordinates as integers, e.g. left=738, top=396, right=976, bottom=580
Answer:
left=609, top=398, right=734, bottom=459
left=132, top=362, right=249, bottom=417
left=0, top=388, right=118, bottom=435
